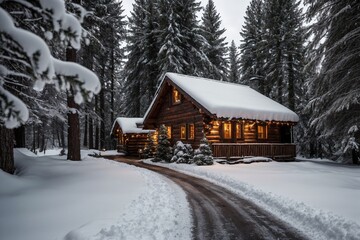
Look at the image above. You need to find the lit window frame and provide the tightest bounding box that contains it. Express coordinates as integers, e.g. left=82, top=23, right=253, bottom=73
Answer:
left=257, top=124, right=268, bottom=139
left=188, top=123, right=195, bottom=140
left=172, top=88, right=181, bottom=104
left=223, top=122, right=232, bottom=139
left=180, top=125, right=186, bottom=139
left=236, top=122, right=243, bottom=139
left=167, top=126, right=172, bottom=139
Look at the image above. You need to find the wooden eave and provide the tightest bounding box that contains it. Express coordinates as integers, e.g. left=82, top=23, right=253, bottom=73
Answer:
left=143, top=76, right=216, bottom=128
left=169, top=78, right=214, bottom=117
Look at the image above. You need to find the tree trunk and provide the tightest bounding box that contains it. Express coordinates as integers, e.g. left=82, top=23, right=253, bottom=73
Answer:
left=110, top=48, right=115, bottom=126
left=14, top=126, right=25, bottom=148
left=99, top=63, right=106, bottom=150
left=0, top=126, right=15, bottom=174
left=67, top=94, right=81, bottom=160
left=95, top=120, right=99, bottom=150
left=66, top=45, right=81, bottom=161
left=288, top=54, right=295, bottom=111
left=275, top=46, right=282, bottom=104
left=37, top=125, right=40, bottom=149
left=95, top=96, right=99, bottom=150
left=352, top=149, right=359, bottom=164
left=89, top=116, right=94, bottom=149
left=60, top=123, right=65, bottom=149
left=83, top=113, right=88, bottom=147
left=32, top=124, right=36, bottom=153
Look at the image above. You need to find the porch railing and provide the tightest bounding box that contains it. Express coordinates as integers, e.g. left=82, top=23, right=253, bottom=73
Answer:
left=211, top=143, right=296, bottom=159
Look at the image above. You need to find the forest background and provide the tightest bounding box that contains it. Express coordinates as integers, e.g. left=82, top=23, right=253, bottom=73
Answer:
left=1, top=0, right=359, bottom=174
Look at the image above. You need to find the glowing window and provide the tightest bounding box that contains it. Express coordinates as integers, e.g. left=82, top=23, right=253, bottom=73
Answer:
left=188, top=124, right=195, bottom=139
left=172, top=88, right=181, bottom=104
left=180, top=125, right=186, bottom=139
left=257, top=125, right=268, bottom=139
left=167, top=126, right=172, bottom=139
left=236, top=123, right=243, bottom=139
left=223, top=122, right=232, bottom=139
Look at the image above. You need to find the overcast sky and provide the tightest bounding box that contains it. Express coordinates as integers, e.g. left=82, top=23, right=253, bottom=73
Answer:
left=121, top=0, right=252, bottom=45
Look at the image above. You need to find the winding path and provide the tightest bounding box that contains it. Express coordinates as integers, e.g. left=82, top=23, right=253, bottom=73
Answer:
left=110, top=156, right=306, bottom=240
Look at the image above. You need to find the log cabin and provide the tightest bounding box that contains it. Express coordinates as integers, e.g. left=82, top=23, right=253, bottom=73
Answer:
left=111, top=117, right=155, bottom=156
left=143, top=73, right=300, bottom=160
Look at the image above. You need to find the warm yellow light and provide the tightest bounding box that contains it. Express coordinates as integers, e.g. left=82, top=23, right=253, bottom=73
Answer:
left=223, top=122, right=232, bottom=139
left=180, top=125, right=186, bottom=139
left=173, top=88, right=181, bottom=103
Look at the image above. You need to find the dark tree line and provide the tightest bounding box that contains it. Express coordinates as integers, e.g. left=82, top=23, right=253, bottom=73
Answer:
left=1, top=0, right=359, bottom=175
left=122, top=0, right=229, bottom=116
left=239, top=0, right=359, bottom=163
left=303, top=0, right=360, bottom=163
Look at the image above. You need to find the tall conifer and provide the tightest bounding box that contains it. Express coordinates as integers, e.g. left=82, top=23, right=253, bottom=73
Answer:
left=200, top=0, right=228, bottom=80
left=305, top=0, right=360, bottom=163
left=228, top=41, right=240, bottom=83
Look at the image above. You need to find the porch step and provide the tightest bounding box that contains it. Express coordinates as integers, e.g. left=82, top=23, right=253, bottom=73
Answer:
left=272, top=155, right=295, bottom=162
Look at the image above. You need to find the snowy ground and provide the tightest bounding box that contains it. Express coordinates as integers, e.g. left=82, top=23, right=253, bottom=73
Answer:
left=2, top=149, right=359, bottom=240
left=0, top=149, right=191, bottom=240
left=146, top=158, right=360, bottom=240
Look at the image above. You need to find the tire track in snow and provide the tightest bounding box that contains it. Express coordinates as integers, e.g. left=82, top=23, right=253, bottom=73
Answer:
left=114, top=157, right=306, bottom=240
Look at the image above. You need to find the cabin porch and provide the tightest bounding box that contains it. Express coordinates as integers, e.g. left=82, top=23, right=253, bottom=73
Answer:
left=211, top=143, right=296, bottom=160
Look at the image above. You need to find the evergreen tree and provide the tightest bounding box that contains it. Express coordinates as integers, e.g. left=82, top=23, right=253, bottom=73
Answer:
left=143, top=132, right=156, bottom=158
left=171, top=141, right=194, bottom=164
left=200, top=0, right=228, bottom=80
left=157, top=0, right=209, bottom=80
left=240, top=0, right=305, bottom=110
left=304, top=0, right=360, bottom=163
left=263, top=0, right=305, bottom=108
left=153, top=124, right=172, bottom=162
left=0, top=0, right=100, bottom=172
left=228, top=40, right=240, bottom=83
left=239, top=0, right=266, bottom=93
left=193, top=136, right=213, bottom=165
left=123, top=0, right=157, bottom=116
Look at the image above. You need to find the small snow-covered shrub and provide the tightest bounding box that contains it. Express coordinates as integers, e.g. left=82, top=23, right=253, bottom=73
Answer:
left=193, top=136, right=213, bottom=165
left=171, top=141, right=194, bottom=164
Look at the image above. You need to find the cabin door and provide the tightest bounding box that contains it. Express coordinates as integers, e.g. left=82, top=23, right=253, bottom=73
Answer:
left=280, top=126, right=291, bottom=143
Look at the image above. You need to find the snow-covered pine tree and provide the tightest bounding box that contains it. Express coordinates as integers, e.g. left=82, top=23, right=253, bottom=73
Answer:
left=143, top=132, right=156, bottom=158
left=156, top=0, right=209, bottom=80
left=0, top=0, right=100, bottom=172
left=123, top=0, right=159, bottom=117
left=193, top=136, right=213, bottom=165
left=122, top=0, right=147, bottom=117
left=239, top=0, right=266, bottom=93
left=228, top=40, right=240, bottom=83
left=93, top=0, right=126, bottom=150
left=200, top=0, right=228, bottom=80
left=304, top=0, right=360, bottom=163
left=171, top=141, right=194, bottom=164
left=153, top=124, right=172, bottom=162
left=141, top=0, right=160, bottom=112
left=262, top=0, right=305, bottom=108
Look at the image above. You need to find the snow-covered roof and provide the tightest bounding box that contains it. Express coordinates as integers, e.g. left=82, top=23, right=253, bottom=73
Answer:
left=111, top=117, right=154, bottom=134
left=146, top=73, right=299, bottom=122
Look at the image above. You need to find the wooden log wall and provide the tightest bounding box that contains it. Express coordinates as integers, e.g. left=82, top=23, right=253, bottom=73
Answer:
left=212, top=143, right=296, bottom=159
left=207, top=121, right=283, bottom=144
left=125, top=134, right=149, bottom=156
left=155, top=89, right=204, bottom=147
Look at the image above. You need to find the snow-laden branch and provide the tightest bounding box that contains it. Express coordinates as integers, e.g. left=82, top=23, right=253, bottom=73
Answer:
left=0, top=7, right=55, bottom=83
left=0, top=85, right=29, bottom=128
left=52, top=57, right=101, bottom=104
left=0, top=2, right=101, bottom=128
